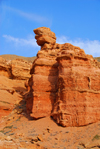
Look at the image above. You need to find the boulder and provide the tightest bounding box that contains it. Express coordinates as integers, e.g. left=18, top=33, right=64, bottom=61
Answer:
left=34, top=27, right=56, bottom=46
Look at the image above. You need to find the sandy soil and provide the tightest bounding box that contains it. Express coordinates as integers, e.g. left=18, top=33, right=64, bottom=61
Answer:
left=0, top=108, right=100, bottom=149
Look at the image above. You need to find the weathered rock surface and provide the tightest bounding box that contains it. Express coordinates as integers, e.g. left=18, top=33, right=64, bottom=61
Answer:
left=0, top=56, right=12, bottom=78
left=26, top=27, right=100, bottom=127
left=0, top=56, right=32, bottom=121
left=11, top=59, right=31, bottom=80
left=26, top=57, right=58, bottom=119
left=52, top=45, right=100, bottom=127
left=0, top=56, right=32, bottom=80
left=0, top=75, right=26, bottom=120
left=34, top=27, right=56, bottom=46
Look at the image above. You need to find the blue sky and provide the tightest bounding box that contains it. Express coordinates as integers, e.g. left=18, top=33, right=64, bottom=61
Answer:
left=0, top=0, right=100, bottom=57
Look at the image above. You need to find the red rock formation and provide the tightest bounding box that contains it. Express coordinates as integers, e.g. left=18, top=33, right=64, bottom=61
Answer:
left=26, top=49, right=59, bottom=119
left=26, top=27, right=100, bottom=127
left=26, top=27, right=62, bottom=119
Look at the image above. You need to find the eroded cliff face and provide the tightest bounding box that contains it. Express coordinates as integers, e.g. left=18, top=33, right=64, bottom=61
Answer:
left=0, top=57, right=31, bottom=80
left=0, top=57, right=12, bottom=78
left=0, top=56, right=32, bottom=120
left=52, top=46, right=100, bottom=127
left=26, top=27, right=100, bottom=127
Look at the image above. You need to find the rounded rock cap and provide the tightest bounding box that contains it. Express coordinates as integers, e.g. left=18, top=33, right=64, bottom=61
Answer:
left=33, top=27, right=56, bottom=46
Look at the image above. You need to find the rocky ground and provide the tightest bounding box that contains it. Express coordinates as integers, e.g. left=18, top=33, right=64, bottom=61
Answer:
left=0, top=106, right=100, bottom=149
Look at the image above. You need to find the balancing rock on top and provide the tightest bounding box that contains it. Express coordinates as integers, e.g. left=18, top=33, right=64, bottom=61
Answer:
left=34, top=27, right=56, bottom=46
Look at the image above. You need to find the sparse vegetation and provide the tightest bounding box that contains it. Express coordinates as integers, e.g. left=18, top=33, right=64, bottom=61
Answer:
left=92, top=134, right=100, bottom=141
left=3, top=125, right=13, bottom=129
left=0, top=125, right=13, bottom=134
left=0, top=130, right=4, bottom=133
left=0, top=100, right=10, bottom=104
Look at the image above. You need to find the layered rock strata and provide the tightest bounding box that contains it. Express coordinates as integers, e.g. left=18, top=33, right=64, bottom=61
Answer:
left=26, top=46, right=60, bottom=118
left=26, top=27, right=100, bottom=127
left=0, top=57, right=12, bottom=78
left=11, top=59, right=31, bottom=80
left=27, top=59, right=58, bottom=119
left=0, top=57, right=31, bottom=80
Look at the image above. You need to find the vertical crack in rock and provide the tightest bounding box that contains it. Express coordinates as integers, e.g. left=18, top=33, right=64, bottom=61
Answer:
left=88, top=77, right=91, bottom=89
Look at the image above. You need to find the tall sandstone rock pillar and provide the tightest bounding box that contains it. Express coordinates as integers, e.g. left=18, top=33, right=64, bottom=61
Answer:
left=26, top=27, right=59, bottom=119
left=26, top=27, right=100, bottom=127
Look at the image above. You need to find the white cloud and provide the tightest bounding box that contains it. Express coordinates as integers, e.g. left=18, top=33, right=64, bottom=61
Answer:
left=3, top=34, right=38, bottom=48
left=2, top=5, right=48, bottom=23
left=57, top=36, right=100, bottom=57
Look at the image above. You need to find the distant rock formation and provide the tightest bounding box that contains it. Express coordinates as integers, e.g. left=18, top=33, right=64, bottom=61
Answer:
left=26, top=27, right=100, bottom=127
left=0, top=57, right=32, bottom=80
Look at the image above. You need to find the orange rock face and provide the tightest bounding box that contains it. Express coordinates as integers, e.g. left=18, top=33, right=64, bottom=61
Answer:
left=26, top=27, right=100, bottom=127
